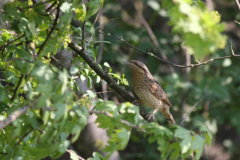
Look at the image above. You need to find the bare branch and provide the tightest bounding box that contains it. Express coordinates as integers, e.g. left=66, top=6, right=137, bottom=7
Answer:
left=99, top=30, right=240, bottom=68
left=0, top=105, right=29, bottom=130
left=51, top=55, right=68, bottom=69
left=180, top=91, right=209, bottom=126
left=235, top=0, right=240, bottom=10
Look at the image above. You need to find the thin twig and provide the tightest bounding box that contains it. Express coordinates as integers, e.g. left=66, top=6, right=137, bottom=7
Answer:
left=89, top=13, right=99, bottom=42
left=22, top=0, right=55, bottom=9
left=51, top=56, right=68, bottom=69
left=97, top=7, right=104, bottom=63
left=234, top=20, right=240, bottom=25
left=37, top=3, right=60, bottom=55
left=12, top=128, right=33, bottom=148
left=46, top=1, right=57, bottom=12
left=10, top=75, right=24, bottom=101
left=230, top=41, right=235, bottom=55
left=99, top=30, right=240, bottom=68
left=82, top=21, right=86, bottom=49
left=0, top=34, right=25, bottom=54
left=180, top=91, right=209, bottom=126
left=132, top=1, right=174, bottom=72
left=235, top=0, right=240, bottom=10
left=0, top=105, right=29, bottom=130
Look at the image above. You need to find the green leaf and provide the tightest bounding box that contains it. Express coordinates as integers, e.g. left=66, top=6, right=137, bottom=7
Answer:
left=86, top=90, right=96, bottom=98
left=87, top=76, right=92, bottom=88
left=87, top=152, right=104, bottom=160
left=209, top=78, right=230, bottom=99
left=86, top=0, right=101, bottom=20
left=95, top=114, right=115, bottom=135
left=58, top=69, right=68, bottom=94
left=54, top=103, right=67, bottom=121
left=31, top=65, right=55, bottom=82
left=94, top=41, right=111, bottom=44
left=85, top=21, right=95, bottom=35
left=2, top=146, right=13, bottom=160
left=70, top=66, right=79, bottom=74
left=69, top=150, right=79, bottom=160
left=60, top=2, right=73, bottom=13
left=196, top=122, right=212, bottom=146
left=191, top=135, right=204, bottom=160
left=174, top=127, right=191, bottom=154
left=75, top=4, right=86, bottom=22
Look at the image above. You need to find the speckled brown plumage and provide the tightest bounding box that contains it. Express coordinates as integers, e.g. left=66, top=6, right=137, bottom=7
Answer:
left=123, top=60, right=175, bottom=124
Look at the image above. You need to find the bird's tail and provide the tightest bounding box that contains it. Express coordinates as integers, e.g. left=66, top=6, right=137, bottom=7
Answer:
left=160, top=107, right=176, bottom=125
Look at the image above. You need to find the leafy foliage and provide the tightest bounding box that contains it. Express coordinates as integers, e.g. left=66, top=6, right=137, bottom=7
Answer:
left=162, top=0, right=227, bottom=59
left=2, top=0, right=233, bottom=159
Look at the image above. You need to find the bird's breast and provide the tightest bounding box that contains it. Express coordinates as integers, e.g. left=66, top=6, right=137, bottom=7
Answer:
left=132, top=75, right=166, bottom=111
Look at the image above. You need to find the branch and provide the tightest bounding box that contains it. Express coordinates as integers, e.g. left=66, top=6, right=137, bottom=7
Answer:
left=21, top=0, right=55, bottom=9
left=180, top=91, right=209, bottom=126
left=0, top=34, right=24, bottom=54
left=0, top=105, right=29, bottom=130
left=68, top=41, right=154, bottom=122
left=132, top=1, right=174, bottom=72
left=235, top=0, right=240, bottom=10
left=37, top=2, right=60, bottom=55
left=12, top=128, right=33, bottom=148
left=99, top=30, right=240, bottom=68
left=10, top=75, right=24, bottom=101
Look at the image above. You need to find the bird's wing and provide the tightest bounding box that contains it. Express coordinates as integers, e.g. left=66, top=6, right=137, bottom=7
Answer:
left=143, top=78, right=172, bottom=107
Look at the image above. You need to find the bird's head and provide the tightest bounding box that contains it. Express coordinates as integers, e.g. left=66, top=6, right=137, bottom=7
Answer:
left=123, top=60, right=150, bottom=76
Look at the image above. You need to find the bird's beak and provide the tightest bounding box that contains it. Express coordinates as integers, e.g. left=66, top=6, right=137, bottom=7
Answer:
left=122, top=61, right=131, bottom=66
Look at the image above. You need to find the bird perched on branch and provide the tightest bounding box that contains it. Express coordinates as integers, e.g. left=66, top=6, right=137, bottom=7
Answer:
left=123, top=60, right=175, bottom=124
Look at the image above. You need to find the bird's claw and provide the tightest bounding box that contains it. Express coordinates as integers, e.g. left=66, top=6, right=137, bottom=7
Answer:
left=146, top=114, right=155, bottom=122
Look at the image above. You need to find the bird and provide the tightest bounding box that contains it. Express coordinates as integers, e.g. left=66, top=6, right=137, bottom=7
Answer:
left=123, top=60, right=175, bottom=124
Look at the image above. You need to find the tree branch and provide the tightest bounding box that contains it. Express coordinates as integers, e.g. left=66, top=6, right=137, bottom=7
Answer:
left=12, top=128, right=33, bottom=148
left=68, top=41, right=154, bottom=122
left=0, top=105, right=29, bottom=130
left=99, top=30, right=240, bottom=68
left=21, top=0, right=55, bottom=9
left=132, top=1, right=174, bottom=73
left=235, top=0, right=240, bottom=10
left=10, top=75, right=24, bottom=101
left=0, top=34, right=24, bottom=55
